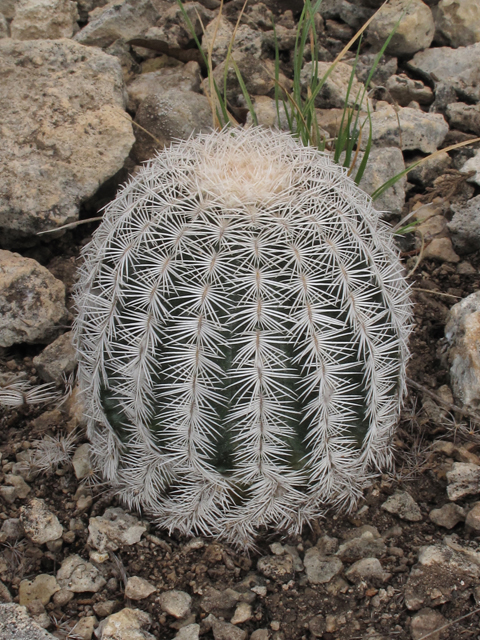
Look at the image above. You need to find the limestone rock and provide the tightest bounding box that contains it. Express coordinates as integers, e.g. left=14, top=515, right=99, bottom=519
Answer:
left=159, top=590, right=192, bottom=618
left=301, top=60, right=369, bottom=110
left=132, top=89, right=211, bottom=163
left=303, top=548, right=343, bottom=585
left=447, top=103, right=480, bottom=136
left=20, top=498, right=63, bottom=544
left=126, top=61, right=201, bottom=112
left=0, top=39, right=134, bottom=245
left=381, top=491, right=423, bottom=521
left=245, top=96, right=292, bottom=131
left=147, top=2, right=215, bottom=51
left=102, top=608, right=155, bottom=640
left=88, top=507, right=147, bottom=552
left=4, top=474, right=31, bottom=500
left=0, top=518, right=24, bottom=543
left=362, top=103, right=448, bottom=154
left=205, top=614, right=247, bottom=640
left=411, top=608, right=447, bottom=640
left=56, top=554, right=106, bottom=593
left=423, top=237, right=460, bottom=263
left=0, top=604, right=58, bottom=640
left=124, top=576, right=156, bottom=600
left=465, top=502, right=480, bottom=531
left=199, top=586, right=240, bottom=618
left=231, top=601, right=252, bottom=625
left=445, top=292, right=480, bottom=411
left=351, top=52, right=398, bottom=87
left=460, top=149, right=480, bottom=187
left=0, top=251, right=67, bottom=348
left=257, top=554, right=294, bottom=583
left=447, top=462, right=480, bottom=500
left=72, top=616, right=97, bottom=640
left=75, top=0, right=160, bottom=48
left=0, top=0, right=16, bottom=18
left=174, top=625, right=200, bottom=640
left=11, top=0, right=79, bottom=40
left=33, top=331, right=76, bottom=384
left=336, top=531, right=386, bottom=562
left=405, top=541, right=480, bottom=610
left=408, top=43, right=480, bottom=103
left=449, top=195, right=480, bottom=255
left=407, top=152, right=452, bottom=187
left=366, top=0, right=434, bottom=56
left=434, top=0, right=480, bottom=48
left=429, top=503, right=466, bottom=528
left=19, top=575, right=60, bottom=606
left=345, top=558, right=390, bottom=583
left=72, top=444, right=93, bottom=481
left=385, top=74, right=433, bottom=107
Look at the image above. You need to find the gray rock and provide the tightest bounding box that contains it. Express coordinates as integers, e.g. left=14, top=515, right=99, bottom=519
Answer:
left=126, top=61, right=201, bottom=112
left=203, top=16, right=265, bottom=65
left=0, top=518, right=24, bottom=543
left=102, top=608, right=155, bottom=640
left=362, top=103, right=448, bottom=153
left=385, top=74, right=433, bottom=107
left=124, top=576, right=156, bottom=600
left=445, top=292, right=480, bottom=411
left=88, top=507, right=147, bottom=553
left=76, top=0, right=109, bottom=22
left=0, top=251, right=67, bottom=348
left=33, top=331, right=76, bottom=384
left=199, top=586, right=239, bottom=618
left=350, top=53, right=397, bottom=87
left=446, top=103, right=480, bottom=136
left=230, top=601, right=252, bottom=624
left=245, top=96, right=292, bottom=131
left=204, top=614, right=247, bottom=640
left=407, top=151, right=452, bottom=186
left=339, top=0, right=375, bottom=30
left=429, top=503, right=466, bottom=528
left=10, top=0, right=78, bottom=40
left=75, top=0, right=160, bottom=48
left=249, top=631, right=270, bottom=640
left=144, top=2, right=214, bottom=51
left=460, top=149, right=480, bottom=187
left=345, top=558, right=390, bottom=583
left=0, top=39, right=134, bottom=245
left=366, top=0, right=434, bottom=56
left=56, top=554, right=106, bottom=593
left=0, top=604, right=58, bottom=639
left=132, top=89, right=212, bottom=163
left=301, top=61, right=369, bottom=110
left=448, top=195, right=480, bottom=255
left=3, top=474, right=31, bottom=500
left=405, top=540, right=480, bottom=610
left=303, top=548, right=343, bottom=585
left=411, top=607, right=446, bottom=640
left=19, top=575, right=60, bottom=606
left=159, top=589, right=192, bottom=618
left=20, top=498, right=63, bottom=544
left=316, top=534, right=339, bottom=556
left=174, top=625, right=200, bottom=640
left=381, top=491, right=423, bottom=521
left=71, top=444, right=93, bottom=481
left=0, top=13, right=8, bottom=38
left=336, top=531, right=386, bottom=562
left=0, top=0, right=16, bottom=18
left=447, top=462, right=480, bottom=500
left=0, top=580, right=12, bottom=603
left=408, top=43, right=480, bottom=103
left=423, top=237, right=460, bottom=263
left=465, top=501, right=480, bottom=531
left=257, top=554, right=294, bottom=583
left=434, top=0, right=480, bottom=49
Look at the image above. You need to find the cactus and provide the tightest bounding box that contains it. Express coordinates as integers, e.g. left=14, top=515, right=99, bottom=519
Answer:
left=74, top=127, right=411, bottom=547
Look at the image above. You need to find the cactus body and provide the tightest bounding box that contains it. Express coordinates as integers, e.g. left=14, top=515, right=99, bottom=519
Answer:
left=74, top=127, right=411, bottom=547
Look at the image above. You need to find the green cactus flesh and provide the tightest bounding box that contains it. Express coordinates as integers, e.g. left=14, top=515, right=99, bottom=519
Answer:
left=74, top=127, right=411, bottom=547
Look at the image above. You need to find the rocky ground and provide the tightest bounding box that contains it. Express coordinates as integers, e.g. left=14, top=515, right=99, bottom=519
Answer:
left=2, top=0, right=480, bottom=639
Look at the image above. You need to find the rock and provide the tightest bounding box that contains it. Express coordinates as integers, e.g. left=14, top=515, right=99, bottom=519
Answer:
left=87, top=507, right=147, bottom=552
left=56, top=554, right=106, bottom=593
left=200, top=587, right=239, bottom=618
left=230, top=601, right=252, bottom=625
left=336, top=531, right=386, bottom=562
left=126, top=61, right=201, bottom=112
left=447, top=462, right=480, bottom=500
left=366, top=0, right=434, bottom=56
left=132, top=89, right=211, bottom=163
left=0, top=13, right=8, bottom=38
left=0, top=487, right=17, bottom=504
left=71, top=615, right=97, bottom=640
left=405, top=540, right=480, bottom=610
left=385, top=74, right=433, bottom=107
left=144, top=2, right=214, bottom=51
left=434, top=0, right=480, bottom=48
left=33, top=331, right=76, bottom=384
left=0, top=39, right=134, bottom=244
left=10, top=0, right=78, bottom=40
left=159, top=589, right=192, bottom=618
left=301, top=60, right=369, bottom=110
left=460, top=149, right=480, bottom=187
left=303, top=549, right=343, bottom=585
left=102, top=608, right=155, bottom=640
left=308, top=615, right=326, bottom=637
left=351, top=53, right=398, bottom=87
left=345, top=558, right=390, bottom=583
left=93, top=600, right=117, bottom=618
left=445, top=292, right=480, bottom=412
left=411, top=608, right=447, bottom=640
left=423, top=237, right=460, bottom=263
left=205, top=614, right=247, bottom=640
left=0, top=603, right=58, bottom=640
left=362, top=103, right=448, bottom=154
left=0, top=0, right=16, bottom=19
left=316, top=534, right=339, bottom=556
left=249, top=631, right=270, bottom=640
left=19, top=574, right=60, bottom=606
left=257, top=554, right=294, bottom=583
left=20, top=498, right=63, bottom=544
left=245, top=96, right=291, bottom=131
left=429, top=503, right=466, bottom=529
left=446, top=103, right=480, bottom=136
left=0, top=251, right=67, bottom=347
left=4, top=474, right=31, bottom=500
left=124, top=576, right=156, bottom=600
left=75, top=0, right=159, bottom=48
left=72, top=444, right=93, bottom=481
left=448, top=195, right=480, bottom=255
left=407, top=152, right=452, bottom=186
left=408, top=43, right=480, bottom=103
left=0, top=518, right=24, bottom=543
left=53, top=589, right=74, bottom=607
left=0, top=580, right=12, bottom=603
left=465, top=502, right=480, bottom=531
left=174, top=625, right=200, bottom=640
left=76, top=0, right=109, bottom=21
left=381, top=491, right=423, bottom=521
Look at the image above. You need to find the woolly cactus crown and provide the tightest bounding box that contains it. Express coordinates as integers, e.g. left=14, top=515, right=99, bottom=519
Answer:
left=74, top=126, right=411, bottom=547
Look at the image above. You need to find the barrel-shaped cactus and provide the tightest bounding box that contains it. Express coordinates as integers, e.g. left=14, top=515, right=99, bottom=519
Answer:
left=74, top=127, right=411, bottom=547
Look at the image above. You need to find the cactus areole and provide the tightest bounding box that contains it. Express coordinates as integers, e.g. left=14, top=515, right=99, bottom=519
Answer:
left=74, top=127, right=411, bottom=547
